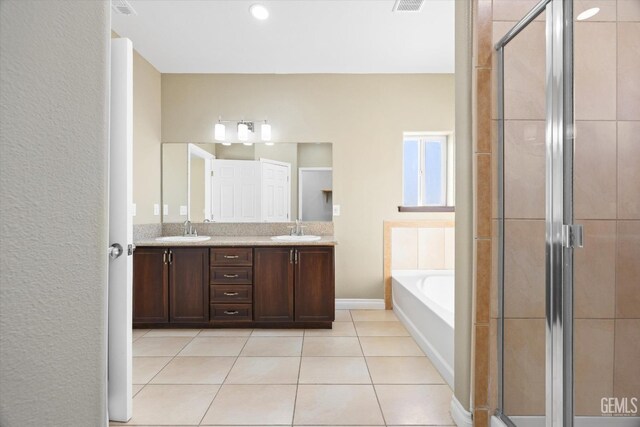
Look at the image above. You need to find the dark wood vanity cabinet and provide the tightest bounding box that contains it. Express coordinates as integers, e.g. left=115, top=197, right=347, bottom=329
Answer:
left=254, top=246, right=335, bottom=323
left=254, top=247, right=295, bottom=322
left=295, top=247, right=335, bottom=322
left=133, top=248, right=169, bottom=324
left=134, top=245, right=334, bottom=328
left=133, top=247, right=209, bottom=326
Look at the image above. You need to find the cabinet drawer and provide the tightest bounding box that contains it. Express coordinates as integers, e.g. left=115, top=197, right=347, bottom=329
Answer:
left=210, top=285, right=253, bottom=303
left=210, top=248, right=253, bottom=266
left=210, top=267, right=253, bottom=284
left=210, top=304, right=253, bottom=321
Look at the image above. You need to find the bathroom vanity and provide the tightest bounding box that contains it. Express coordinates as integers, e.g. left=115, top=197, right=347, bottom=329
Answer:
left=132, top=238, right=336, bottom=329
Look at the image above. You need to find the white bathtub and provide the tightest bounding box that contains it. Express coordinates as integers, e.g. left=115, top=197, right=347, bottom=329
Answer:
left=392, top=269, right=454, bottom=388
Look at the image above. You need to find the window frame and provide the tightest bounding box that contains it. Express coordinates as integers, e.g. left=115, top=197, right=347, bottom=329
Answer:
left=400, top=132, right=455, bottom=212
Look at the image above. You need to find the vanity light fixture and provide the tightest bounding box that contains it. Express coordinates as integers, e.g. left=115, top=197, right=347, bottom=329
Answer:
left=214, top=121, right=225, bottom=141
left=250, top=4, right=269, bottom=20
left=213, top=117, right=274, bottom=143
left=576, top=7, right=600, bottom=21
left=237, top=122, right=249, bottom=141
left=261, top=122, right=272, bottom=141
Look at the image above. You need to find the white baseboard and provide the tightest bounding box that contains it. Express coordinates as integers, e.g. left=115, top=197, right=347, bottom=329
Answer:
left=335, top=299, right=385, bottom=310
left=450, top=396, right=473, bottom=427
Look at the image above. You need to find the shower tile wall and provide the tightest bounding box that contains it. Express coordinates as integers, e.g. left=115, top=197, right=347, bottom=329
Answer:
left=471, top=0, right=640, bottom=423
left=390, top=227, right=455, bottom=270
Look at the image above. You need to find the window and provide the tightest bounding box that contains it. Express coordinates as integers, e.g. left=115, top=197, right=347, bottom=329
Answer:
left=401, top=133, right=454, bottom=211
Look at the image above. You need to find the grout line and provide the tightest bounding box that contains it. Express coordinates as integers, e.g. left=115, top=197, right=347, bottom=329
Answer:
left=355, top=319, right=387, bottom=426
left=197, top=331, right=252, bottom=426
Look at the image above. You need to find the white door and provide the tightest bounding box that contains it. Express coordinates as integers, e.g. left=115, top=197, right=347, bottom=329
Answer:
left=108, top=38, right=133, bottom=422
left=261, top=159, right=291, bottom=222
left=211, top=160, right=261, bottom=222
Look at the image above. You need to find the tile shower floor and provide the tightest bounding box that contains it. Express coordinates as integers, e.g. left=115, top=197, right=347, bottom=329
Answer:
left=112, top=310, right=454, bottom=427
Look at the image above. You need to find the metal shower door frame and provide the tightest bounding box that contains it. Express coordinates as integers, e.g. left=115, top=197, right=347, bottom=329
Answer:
left=494, top=0, right=576, bottom=426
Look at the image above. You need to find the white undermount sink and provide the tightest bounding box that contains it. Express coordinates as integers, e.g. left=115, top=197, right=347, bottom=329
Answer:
left=271, top=235, right=322, bottom=242
left=156, top=235, right=211, bottom=242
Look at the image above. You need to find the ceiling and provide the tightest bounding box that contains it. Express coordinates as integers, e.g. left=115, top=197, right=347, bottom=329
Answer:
left=111, top=0, right=455, bottom=74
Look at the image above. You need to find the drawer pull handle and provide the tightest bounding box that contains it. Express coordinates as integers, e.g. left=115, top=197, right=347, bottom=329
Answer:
left=223, top=255, right=239, bottom=259
left=223, top=274, right=239, bottom=278
left=224, top=310, right=239, bottom=315
left=223, top=292, right=239, bottom=296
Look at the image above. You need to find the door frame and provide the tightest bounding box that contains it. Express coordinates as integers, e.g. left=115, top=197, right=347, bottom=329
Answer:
left=187, top=143, right=214, bottom=221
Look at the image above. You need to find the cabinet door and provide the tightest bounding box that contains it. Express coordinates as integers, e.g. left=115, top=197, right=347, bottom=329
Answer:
left=169, top=248, right=209, bottom=323
left=133, top=247, right=168, bottom=324
left=295, top=247, right=335, bottom=322
left=254, top=247, right=294, bottom=322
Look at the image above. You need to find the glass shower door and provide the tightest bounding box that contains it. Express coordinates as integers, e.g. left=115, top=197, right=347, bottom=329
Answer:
left=571, top=0, right=640, bottom=423
left=497, top=6, right=548, bottom=426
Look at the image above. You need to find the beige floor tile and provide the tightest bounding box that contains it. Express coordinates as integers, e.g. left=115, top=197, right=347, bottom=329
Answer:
left=251, top=328, right=304, bottom=336
left=375, top=384, right=453, bottom=425
left=334, top=310, right=352, bottom=322
left=239, top=337, right=303, bottom=357
left=299, top=357, right=371, bottom=384
left=198, top=328, right=253, bottom=337
left=360, top=337, right=424, bottom=356
left=178, top=337, right=247, bottom=357
left=293, top=384, right=385, bottom=425
left=132, top=384, right=144, bottom=397
left=133, top=337, right=193, bottom=357
left=151, top=357, right=236, bottom=385
left=302, top=337, right=363, bottom=357
left=355, top=321, right=409, bottom=337
left=366, top=357, right=445, bottom=384
left=304, top=322, right=356, bottom=337
left=144, top=329, right=201, bottom=338
left=225, top=357, right=300, bottom=384
left=132, top=357, right=172, bottom=384
left=132, top=329, right=150, bottom=341
left=350, top=309, right=398, bottom=322
left=201, top=384, right=296, bottom=425
left=128, top=384, right=219, bottom=425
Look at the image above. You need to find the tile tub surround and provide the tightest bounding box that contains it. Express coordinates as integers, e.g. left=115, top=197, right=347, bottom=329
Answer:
left=116, top=309, right=455, bottom=426
left=162, top=221, right=334, bottom=237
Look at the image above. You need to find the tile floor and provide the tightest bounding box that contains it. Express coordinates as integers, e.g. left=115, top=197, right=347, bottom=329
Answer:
left=112, top=309, right=454, bottom=427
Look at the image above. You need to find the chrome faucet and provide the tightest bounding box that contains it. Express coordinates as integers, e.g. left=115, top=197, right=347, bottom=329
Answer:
left=289, top=219, right=306, bottom=236
left=183, top=220, right=197, bottom=236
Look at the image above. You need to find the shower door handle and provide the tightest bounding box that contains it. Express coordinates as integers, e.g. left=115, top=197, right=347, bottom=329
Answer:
left=562, top=224, right=583, bottom=249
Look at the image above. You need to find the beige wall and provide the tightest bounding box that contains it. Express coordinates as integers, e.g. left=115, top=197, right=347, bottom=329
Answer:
left=298, top=143, right=332, bottom=168
left=161, top=74, right=455, bottom=298
left=1, top=1, right=109, bottom=424
left=132, top=50, right=162, bottom=224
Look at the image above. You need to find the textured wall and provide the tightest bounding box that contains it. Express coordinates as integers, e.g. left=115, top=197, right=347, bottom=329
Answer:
left=161, top=74, right=455, bottom=299
left=0, top=1, right=109, bottom=425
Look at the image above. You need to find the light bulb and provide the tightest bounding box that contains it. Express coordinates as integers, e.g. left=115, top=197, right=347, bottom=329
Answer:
left=261, top=123, right=271, bottom=141
left=237, top=123, right=249, bottom=141
left=214, top=123, right=225, bottom=141
left=250, top=4, right=269, bottom=20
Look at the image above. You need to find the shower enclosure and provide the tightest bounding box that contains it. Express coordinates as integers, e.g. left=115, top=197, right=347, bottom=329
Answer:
left=495, top=0, right=639, bottom=426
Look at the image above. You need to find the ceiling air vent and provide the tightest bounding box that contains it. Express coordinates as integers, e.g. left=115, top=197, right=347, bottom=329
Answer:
left=112, top=0, right=137, bottom=16
left=392, top=0, right=425, bottom=12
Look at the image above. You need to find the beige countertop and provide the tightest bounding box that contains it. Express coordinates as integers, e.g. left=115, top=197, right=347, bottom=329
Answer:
left=135, top=235, right=338, bottom=247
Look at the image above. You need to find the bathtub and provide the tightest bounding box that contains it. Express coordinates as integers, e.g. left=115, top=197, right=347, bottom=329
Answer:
left=392, top=269, right=454, bottom=388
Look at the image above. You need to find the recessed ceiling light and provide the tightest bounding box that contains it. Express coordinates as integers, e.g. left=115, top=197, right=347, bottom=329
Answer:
left=577, top=7, right=600, bottom=21
left=250, top=4, right=269, bottom=20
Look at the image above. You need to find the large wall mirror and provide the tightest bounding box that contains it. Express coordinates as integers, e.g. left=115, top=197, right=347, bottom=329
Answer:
left=162, top=142, right=333, bottom=223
